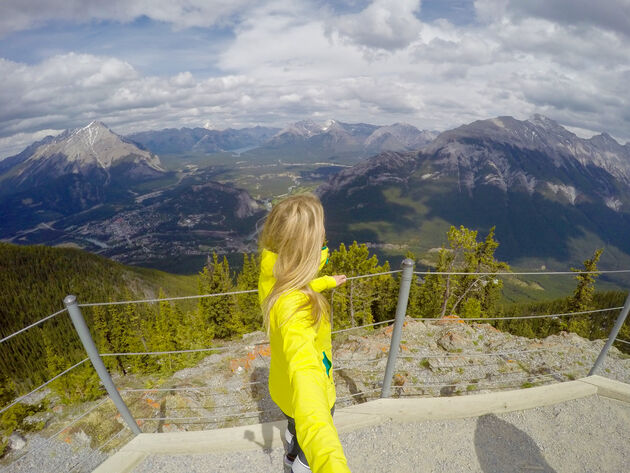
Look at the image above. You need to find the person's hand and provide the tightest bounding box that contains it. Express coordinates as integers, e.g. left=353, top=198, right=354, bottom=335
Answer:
left=333, top=274, right=347, bottom=286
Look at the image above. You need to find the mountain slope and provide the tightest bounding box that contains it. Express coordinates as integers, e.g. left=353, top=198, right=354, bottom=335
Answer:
left=0, top=122, right=166, bottom=235
left=244, top=119, right=437, bottom=163
left=127, top=126, right=280, bottom=155
left=2, top=121, right=163, bottom=193
left=318, top=115, right=630, bottom=270
left=0, top=123, right=267, bottom=270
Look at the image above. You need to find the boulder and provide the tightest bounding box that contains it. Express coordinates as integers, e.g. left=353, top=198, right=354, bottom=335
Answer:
left=438, top=331, right=470, bottom=352
left=8, top=432, right=26, bottom=450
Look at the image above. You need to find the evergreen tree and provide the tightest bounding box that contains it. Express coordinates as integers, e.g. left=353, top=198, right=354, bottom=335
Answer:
left=567, top=249, right=603, bottom=336
left=424, top=226, right=508, bottom=318
left=198, top=253, right=241, bottom=339
left=236, top=253, right=262, bottom=332
left=323, top=242, right=395, bottom=329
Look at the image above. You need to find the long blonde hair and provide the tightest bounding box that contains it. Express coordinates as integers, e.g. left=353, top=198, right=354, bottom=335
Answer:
left=259, top=193, right=330, bottom=330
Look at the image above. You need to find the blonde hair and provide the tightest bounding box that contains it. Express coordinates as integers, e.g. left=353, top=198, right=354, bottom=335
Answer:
left=259, top=193, right=330, bottom=330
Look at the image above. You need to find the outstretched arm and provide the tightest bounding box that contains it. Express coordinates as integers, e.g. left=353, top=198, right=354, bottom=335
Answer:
left=309, top=275, right=347, bottom=292
left=278, top=302, right=351, bottom=473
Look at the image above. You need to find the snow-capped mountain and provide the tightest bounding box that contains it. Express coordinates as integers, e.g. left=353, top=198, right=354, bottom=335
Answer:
left=426, top=115, right=630, bottom=186
left=0, top=122, right=167, bottom=236
left=258, top=119, right=436, bottom=162
left=1, top=121, right=164, bottom=194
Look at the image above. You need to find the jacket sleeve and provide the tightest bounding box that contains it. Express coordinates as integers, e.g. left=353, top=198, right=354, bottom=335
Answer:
left=309, top=275, right=337, bottom=293
left=277, top=298, right=351, bottom=473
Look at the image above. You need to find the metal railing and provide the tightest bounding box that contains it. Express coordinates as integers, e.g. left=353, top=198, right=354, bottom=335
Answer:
left=1, top=261, right=629, bottom=473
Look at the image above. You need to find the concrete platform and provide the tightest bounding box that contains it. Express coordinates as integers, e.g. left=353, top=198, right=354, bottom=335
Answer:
left=92, top=376, right=630, bottom=473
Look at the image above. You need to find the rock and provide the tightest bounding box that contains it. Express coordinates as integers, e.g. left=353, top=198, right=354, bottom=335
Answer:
left=73, top=430, right=91, bottom=446
left=438, top=331, right=470, bottom=352
left=161, top=423, right=184, bottom=433
left=436, top=315, right=465, bottom=326
left=393, top=373, right=407, bottom=387
left=242, top=331, right=266, bottom=344
left=8, top=432, right=26, bottom=450
left=24, top=409, right=53, bottom=426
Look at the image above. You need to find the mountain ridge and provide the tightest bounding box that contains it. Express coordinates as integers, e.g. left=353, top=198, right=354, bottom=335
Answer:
left=318, top=115, right=630, bottom=270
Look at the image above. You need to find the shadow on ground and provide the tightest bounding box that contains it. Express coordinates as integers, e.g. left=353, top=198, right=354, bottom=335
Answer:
left=474, top=414, right=557, bottom=473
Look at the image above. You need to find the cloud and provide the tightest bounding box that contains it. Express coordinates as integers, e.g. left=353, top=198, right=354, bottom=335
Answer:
left=0, top=0, right=256, bottom=37
left=2, top=0, right=630, bottom=157
left=508, top=0, right=630, bottom=38
left=327, top=0, right=423, bottom=50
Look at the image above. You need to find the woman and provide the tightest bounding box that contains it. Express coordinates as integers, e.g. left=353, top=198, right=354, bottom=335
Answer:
left=258, top=193, right=351, bottom=473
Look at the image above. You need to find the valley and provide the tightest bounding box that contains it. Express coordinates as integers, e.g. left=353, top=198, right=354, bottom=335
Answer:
left=2, top=115, right=630, bottom=290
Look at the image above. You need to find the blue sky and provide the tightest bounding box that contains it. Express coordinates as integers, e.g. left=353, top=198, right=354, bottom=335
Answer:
left=0, top=0, right=629, bottom=157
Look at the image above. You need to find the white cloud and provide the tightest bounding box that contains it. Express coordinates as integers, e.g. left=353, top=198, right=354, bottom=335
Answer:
left=327, top=0, right=423, bottom=50
left=1, top=0, right=630, bottom=158
left=0, top=0, right=257, bottom=37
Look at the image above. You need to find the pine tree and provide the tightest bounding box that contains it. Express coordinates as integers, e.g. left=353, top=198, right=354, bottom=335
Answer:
left=567, top=249, right=603, bottom=336
left=323, top=242, right=395, bottom=329
left=424, top=226, right=508, bottom=319
left=198, top=253, right=241, bottom=339
left=236, top=253, right=262, bottom=332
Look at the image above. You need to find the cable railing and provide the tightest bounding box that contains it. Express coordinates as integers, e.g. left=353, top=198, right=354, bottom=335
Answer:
left=1, top=260, right=629, bottom=473
left=0, top=307, right=68, bottom=344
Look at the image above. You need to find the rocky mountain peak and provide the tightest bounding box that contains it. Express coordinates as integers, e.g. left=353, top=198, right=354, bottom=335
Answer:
left=322, top=119, right=338, bottom=131
left=589, top=132, right=622, bottom=149
left=27, top=121, right=163, bottom=172
left=277, top=119, right=321, bottom=138
left=527, top=113, right=560, bottom=129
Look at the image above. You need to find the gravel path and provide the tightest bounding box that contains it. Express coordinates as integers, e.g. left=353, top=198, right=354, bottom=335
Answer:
left=131, top=395, right=630, bottom=473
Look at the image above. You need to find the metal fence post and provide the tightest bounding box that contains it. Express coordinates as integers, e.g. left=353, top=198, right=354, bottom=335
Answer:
left=589, top=290, right=630, bottom=376
left=381, top=258, right=414, bottom=398
left=64, top=295, right=142, bottom=435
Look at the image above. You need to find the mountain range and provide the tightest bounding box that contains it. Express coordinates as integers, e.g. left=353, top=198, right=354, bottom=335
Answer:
left=319, top=115, right=630, bottom=271
left=127, top=119, right=437, bottom=163
left=240, top=119, right=438, bottom=163
left=127, top=125, right=281, bottom=155
left=2, top=115, right=630, bottom=274
left=0, top=121, right=265, bottom=271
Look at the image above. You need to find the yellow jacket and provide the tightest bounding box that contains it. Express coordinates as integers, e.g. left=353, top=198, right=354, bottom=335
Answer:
left=258, top=247, right=351, bottom=473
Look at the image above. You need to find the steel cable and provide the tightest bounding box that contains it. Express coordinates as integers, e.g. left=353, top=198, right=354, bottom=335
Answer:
left=0, top=358, right=89, bottom=416
left=0, top=307, right=67, bottom=344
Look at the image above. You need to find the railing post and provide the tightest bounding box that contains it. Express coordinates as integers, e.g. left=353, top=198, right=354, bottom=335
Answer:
left=381, top=258, right=415, bottom=398
left=64, top=295, right=142, bottom=435
left=589, top=291, right=630, bottom=376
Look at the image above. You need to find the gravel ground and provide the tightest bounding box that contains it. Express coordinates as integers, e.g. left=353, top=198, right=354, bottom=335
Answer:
left=131, top=395, right=630, bottom=473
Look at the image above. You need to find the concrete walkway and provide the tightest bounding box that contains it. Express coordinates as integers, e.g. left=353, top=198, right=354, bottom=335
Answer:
left=94, top=376, right=630, bottom=473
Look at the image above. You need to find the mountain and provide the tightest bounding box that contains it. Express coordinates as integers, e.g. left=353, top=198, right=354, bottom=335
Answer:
left=2, top=121, right=163, bottom=191
left=318, top=115, right=630, bottom=269
left=127, top=126, right=280, bottom=155
left=0, top=122, right=166, bottom=237
left=244, top=119, right=437, bottom=163
left=364, top=123, right=438, bottom=153
left=0, top=123, right=267, bottom=271
left=2, top=166, right=266, bottom=272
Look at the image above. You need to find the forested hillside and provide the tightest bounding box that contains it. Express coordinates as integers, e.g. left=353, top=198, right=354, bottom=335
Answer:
left=1, top=232, right=628, bottom=457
